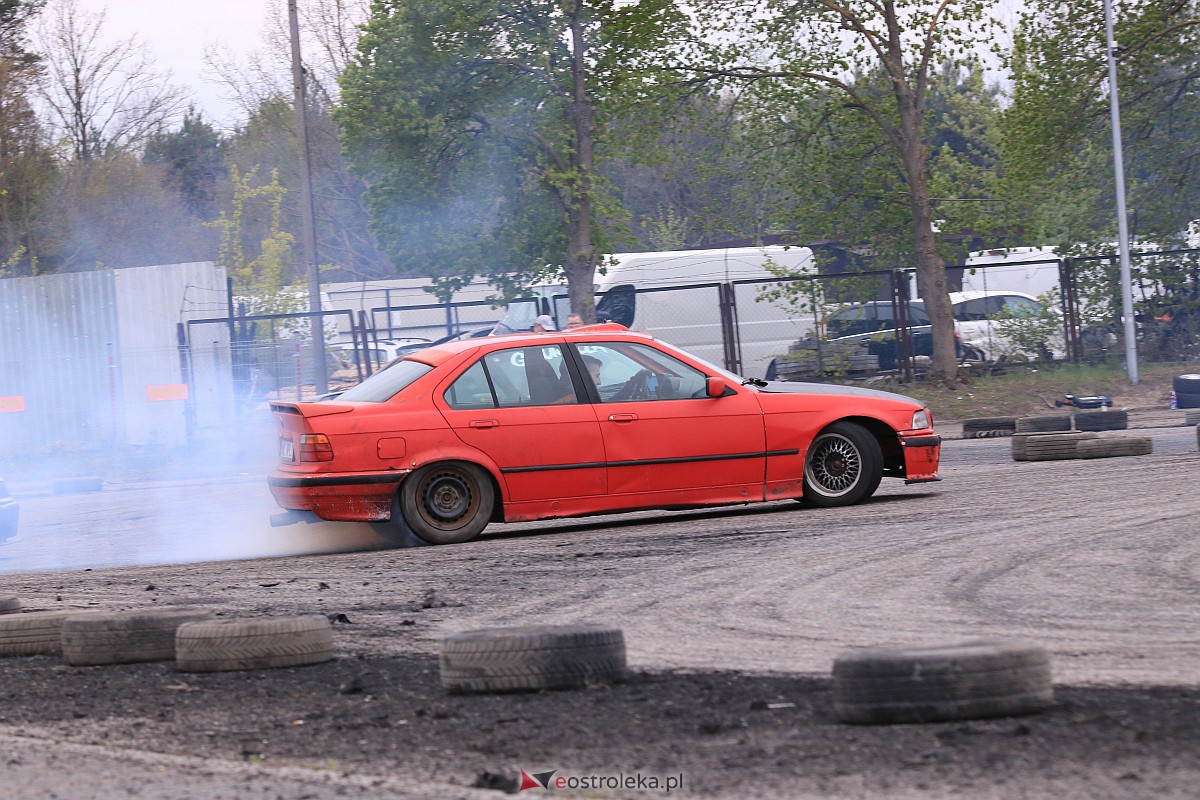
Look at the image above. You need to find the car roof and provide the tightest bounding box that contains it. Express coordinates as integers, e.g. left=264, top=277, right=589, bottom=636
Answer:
left=407, top=323, right=647, bottom=366
left=946, top=289, right=1040, bottom=303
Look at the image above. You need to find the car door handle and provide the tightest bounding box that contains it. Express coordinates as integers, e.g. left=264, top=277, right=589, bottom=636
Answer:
left=469, top=419, right=499, bottom=429
left=608, top=413, right=638, bottom=422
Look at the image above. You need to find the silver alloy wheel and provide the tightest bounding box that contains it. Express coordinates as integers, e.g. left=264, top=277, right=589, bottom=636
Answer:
left=805, top=431, right=863, bottom=497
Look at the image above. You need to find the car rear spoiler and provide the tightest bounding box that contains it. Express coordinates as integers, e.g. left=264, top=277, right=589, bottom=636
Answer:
left=268, top=401, right=356, bottom=419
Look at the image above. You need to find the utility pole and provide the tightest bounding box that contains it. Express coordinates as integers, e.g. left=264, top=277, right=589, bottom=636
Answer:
left=1104, top=0, right=1138, bottom=384
left=288, top=0, right=327, bottom=394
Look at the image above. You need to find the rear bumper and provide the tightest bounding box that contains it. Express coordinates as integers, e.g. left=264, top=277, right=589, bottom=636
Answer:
left=900, top=433, right=941, bottom=484
left=267, top=470, right=409, bottom=522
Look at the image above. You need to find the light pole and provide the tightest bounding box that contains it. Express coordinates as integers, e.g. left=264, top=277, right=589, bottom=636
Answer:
left=1104, top=0, right=1138, bottom=384
left=289, top=0, right=327, bottom=395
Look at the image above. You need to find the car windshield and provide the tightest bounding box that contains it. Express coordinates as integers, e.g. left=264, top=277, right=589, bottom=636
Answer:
left=336, top=359, right=433, bottom=402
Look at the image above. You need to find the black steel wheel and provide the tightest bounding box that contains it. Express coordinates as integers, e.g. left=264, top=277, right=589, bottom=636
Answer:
left=803, top=422, right=883, bottom=507
left=400, top=462, right=494, bottom=545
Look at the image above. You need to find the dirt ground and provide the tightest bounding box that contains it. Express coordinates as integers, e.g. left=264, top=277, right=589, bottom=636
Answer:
left=0, top=651, right=1197, bottom=799
left=2, top=412, right=1199, bottom=798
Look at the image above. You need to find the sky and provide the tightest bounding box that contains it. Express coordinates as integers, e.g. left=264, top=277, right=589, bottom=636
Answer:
left=74, top=0, right=278, bottom=128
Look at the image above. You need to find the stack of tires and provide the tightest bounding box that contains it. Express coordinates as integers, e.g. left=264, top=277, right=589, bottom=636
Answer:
left=1175, top=374, right=1200, bottom=409
left=961, top=417, right=1018, bottom=439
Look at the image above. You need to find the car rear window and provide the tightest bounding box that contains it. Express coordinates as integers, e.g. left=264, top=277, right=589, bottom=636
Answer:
left=336, top=360, right=434, bottom=402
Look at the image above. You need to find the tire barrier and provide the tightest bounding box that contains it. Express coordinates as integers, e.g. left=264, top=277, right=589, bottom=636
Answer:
left=1076, top=436, right=1154, bottom=459
left=1175, top=374, right=1200, bottom=408
left=440, top=624, right=626, bottom=693
left=61, top=608, right=215, bottom=666
left=0, top=610, right=100, bottom=657
left=1014, top=414, right=1072, bottom=434
left=0, top=595, right=21, bottom=614
left=176, top=615, right=334, bottom=672
left=1023, top=432, right=1099, bottom=461
left=1073, top=409, right=1129, bottom=432
left=961, top=416, right=1018, bottom=434
left=51, top=477, right=104, bottom=494
left=832, top=639, right=1053, bottom=724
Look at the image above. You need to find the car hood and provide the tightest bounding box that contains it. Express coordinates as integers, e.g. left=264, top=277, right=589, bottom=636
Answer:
left=759, top=380, right=923, bottom=407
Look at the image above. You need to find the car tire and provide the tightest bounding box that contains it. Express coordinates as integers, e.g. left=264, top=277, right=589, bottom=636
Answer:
left=400, top=462, right=495, bottom=545
left=0, top=610, right=100, bottom=656
left=176, top=615, right=334, bottom=672
left=1014, top=414, right=1072, bottom=433
left=961, top=416, right=1018, bottom=433
left=1073, top=409, right=1128, bottom=431
left=440, top=624, right=626, bottom=694
left=1076, top=436, right=1153, bottom=459
left=1172, top=374, right=1200, bottom=394
left=1022, top=431, right=1099, bottom=461
left=61, top=608, right=215, bottom=666
left=1176, top=391, right=1200, bottom=409
left=803, top=422, right=883, bottom=507
left=0, top=596, right=20, bottom=614
left=832, top=639, right=1053, bottom=724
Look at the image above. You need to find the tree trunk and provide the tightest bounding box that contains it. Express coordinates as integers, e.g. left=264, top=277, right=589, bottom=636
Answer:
left=564, top=3, right=597, bottom=324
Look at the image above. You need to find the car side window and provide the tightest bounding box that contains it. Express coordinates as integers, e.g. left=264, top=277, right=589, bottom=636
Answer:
left=445, top=345, right=579, bottom=409
left=444, top=361, right=495, bottom=409
left=576, top=342, right=707, bottom=403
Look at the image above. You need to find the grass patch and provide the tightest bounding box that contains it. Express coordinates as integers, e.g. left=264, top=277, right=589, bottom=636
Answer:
left=863, top=361, right=1184, bottom=421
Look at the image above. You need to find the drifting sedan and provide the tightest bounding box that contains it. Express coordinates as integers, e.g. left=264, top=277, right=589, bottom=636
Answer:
left=267, top=324, right=941, bottom=545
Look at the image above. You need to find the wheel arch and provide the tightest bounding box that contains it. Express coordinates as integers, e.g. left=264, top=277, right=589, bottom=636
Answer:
left=399, top=454, right=507, bottom=525
left=825, top=415, right=905, bottom=475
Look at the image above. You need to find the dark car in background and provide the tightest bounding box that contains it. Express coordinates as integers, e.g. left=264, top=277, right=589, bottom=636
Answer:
left=0, top=477, right=18, bottom=542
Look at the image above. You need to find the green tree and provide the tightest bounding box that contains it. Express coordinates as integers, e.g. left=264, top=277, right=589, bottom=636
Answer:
left=143, top=109, right=226, bottom=219
left=336, top=0, right=688, bottom=320
left=685, top=0, right=1000, bottom=383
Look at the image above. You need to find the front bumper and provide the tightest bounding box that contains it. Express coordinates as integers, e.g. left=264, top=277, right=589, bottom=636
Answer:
left=900, top=434, right=942, bottom=484
left=267, top=470, right=410, bottom=523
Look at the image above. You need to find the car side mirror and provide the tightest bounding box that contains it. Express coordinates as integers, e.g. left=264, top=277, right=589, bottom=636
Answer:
left=705, top=376, right=727, bottom=398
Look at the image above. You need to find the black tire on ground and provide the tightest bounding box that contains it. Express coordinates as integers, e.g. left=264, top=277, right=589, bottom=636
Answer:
left=1015, top=415, right=1073, bottom=433
left=1176, top=391, right=1200, bottom=409
left=961, top=416, right=1018, bottom=433
left=1022, top=432, right=1099, bottom=462
left=1076, top=436, right=1153, bottom=459
left=963, top=429, right=1015, bottom=439
left=803, top=421, right=884, bottom=507
left=175, top=615, right=334, bottom=672
left=61, top=608, right=215, bottom=666
left=399, top=462, right=495, bottom=545
left=52, top=476, right=104, bottom=494
left=440, top=624, right=626, bottom=694
left=1184, top=410, right=1200, bottom=426
left=1073, top=409, right=1129, bottom=432
left=0, top=610, right=100, bottom=656
left=1172, top=373, right=1200, bottom=394
left=0, top=596, right=20, bottom=614
left=832, top=639, right=1054, bottom=725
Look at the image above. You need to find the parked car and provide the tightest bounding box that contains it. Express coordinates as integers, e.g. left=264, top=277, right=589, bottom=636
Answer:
left=0, top=477, right=18, bottom=542
left=267, top=324, right=942, bottom=545
left=799, top=290, right=1059, bottom=372
left=338, top=338, right=433, bottom=369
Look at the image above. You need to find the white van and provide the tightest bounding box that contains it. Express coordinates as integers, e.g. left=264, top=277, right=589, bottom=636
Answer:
left=592, top=246, right=817, bottom=378
left=961, top=247, right=1061, bottom=298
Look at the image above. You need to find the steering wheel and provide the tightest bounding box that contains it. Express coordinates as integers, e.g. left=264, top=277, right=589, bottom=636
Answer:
left=626, top=369, right=651, bottom=400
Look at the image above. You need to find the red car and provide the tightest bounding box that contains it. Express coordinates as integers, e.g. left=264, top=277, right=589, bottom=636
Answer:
left=268, top=324, right=940, bottom=544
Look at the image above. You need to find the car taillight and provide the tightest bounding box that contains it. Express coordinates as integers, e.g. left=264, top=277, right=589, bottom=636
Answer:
left=299, top=434, right=334, bottom=462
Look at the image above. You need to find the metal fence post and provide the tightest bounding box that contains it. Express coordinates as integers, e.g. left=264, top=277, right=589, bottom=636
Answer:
left=719, top=283, right=742, bottom=374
